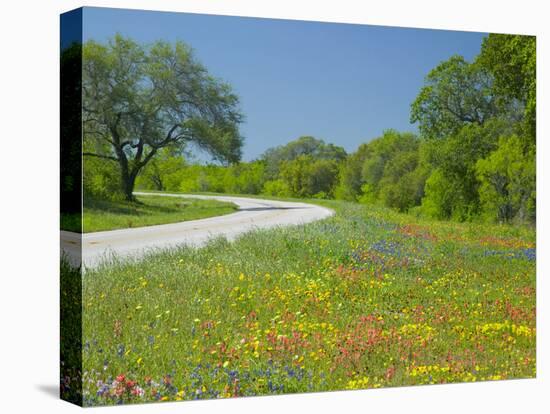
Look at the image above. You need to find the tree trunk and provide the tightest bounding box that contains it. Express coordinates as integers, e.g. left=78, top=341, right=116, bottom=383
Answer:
left=118, top=159, right=138, bottom=202
left=121, top=172, right=137, bottom=201
left=152, top=174, right=164, bottom=191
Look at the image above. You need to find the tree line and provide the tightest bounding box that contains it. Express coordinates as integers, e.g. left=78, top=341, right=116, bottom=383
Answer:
left=81, top=33, right=535, bottom=224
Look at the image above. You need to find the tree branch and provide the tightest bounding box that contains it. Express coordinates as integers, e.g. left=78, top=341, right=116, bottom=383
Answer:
left=83, top=152, right=119, bottom=162
left=120, top=140, right=140, bottom=149
left=136, top=148, right=158, bottom=171
left=145, top=123, right=183, bottom=150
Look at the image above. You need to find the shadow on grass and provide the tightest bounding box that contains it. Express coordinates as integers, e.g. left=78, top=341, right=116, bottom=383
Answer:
left=239, top=206, right=308, bottom=212
left=85, top=198, right=148, bottom=215
left=85, top=197, right=206, bottom=216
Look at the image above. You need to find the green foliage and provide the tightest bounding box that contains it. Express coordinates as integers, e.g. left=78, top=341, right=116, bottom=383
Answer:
left=334, top=143, right=370, bottom=200
left=357, top=183, right=377, bottom=205
left=411, top=55, right=497, bottom=139
left=82, top=34, right=243, bottom=200
left=478, top=34, right=536, bottom=143
left=262, top=179, right=291, bottom=197
left=177, top=165, right=223, bottom=193
left=163, top=162, right=266, bottom=195
left=279, top=155, right=340, bottom=198
left=262, top=136, right=346, bottom=179
left=419, top=120, right=507, bottom=221
left=476, top=135, right=536, bottom=223
left=77, top=33, right=535, bottom=226
left=420, top=169, right=459, bottom=220
left=410, top=41, right=535, bottom=224
left=378, top=152, right=427, bottom=212
left=83, top=155, right=123, bottom=201
left=224, top=162, right=266, bottom=194
left=137, top=148, right=188, bottom=191
left=341, top=130, right=427, bottom=212
left=155, top=135, right=344, bottom=200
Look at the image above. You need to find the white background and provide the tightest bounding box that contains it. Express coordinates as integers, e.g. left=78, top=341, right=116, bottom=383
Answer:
left=0, top=0, right=548, bottom=412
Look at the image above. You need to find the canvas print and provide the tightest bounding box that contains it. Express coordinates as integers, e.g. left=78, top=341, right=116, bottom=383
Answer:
left=60, top=7, right=536, bottom=407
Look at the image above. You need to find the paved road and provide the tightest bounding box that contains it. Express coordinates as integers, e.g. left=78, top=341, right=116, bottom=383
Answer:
left=60, top=193, right=334, bottom=268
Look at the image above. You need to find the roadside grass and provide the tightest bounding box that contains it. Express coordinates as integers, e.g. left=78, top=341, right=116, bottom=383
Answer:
left=60, top=213, right=82, bottom=233
left=63, top=195, right=238, bottom=233
left=65, top=198, right=536, bottom=405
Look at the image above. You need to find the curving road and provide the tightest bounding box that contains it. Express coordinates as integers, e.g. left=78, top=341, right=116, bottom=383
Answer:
left=60, top=193, right=334, bottom=268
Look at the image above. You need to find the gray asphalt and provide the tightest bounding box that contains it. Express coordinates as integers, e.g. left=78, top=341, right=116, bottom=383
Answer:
left=60, top=193, right=334, bottom=268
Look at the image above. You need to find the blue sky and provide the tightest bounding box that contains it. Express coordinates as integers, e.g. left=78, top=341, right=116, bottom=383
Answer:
left=80, top=7, right=487, bottom=162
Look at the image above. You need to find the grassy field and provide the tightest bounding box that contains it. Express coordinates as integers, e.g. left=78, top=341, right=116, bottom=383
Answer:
left=62, top=198, right=536, bottom=405
left=61, top=195, right=238, bottom=233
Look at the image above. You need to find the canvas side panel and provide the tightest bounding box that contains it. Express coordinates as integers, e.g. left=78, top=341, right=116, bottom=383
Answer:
left=60, top=7, right=83, bottom=407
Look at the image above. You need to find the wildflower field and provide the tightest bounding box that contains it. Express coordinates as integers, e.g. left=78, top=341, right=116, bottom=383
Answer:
left=61, top=199, right=536, bottom=406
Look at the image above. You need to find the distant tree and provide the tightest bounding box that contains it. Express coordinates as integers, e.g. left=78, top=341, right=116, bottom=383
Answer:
left=334, top=143, right=370, bottom=200
left=361, top=131, right=418, bottom=185
left=279, top=156, right=311, bottom=198
left=137, top=148, right=187, bottom=191
left=279, top=155, right=340, bottom=198
left=262, top=136, right=346, bottom=179
left=411, top=55, right=498, bottom=139
left=196, top=165, right=228, bottom=193
left=378, top=151, right=426, bottom=212
left=178, top=165, right=202, bottom=193
left=224, top=161, right=266, bottom=194
left=307, top=159, right=340, bottom=198
left=262, top=179, right=291, bottom=197
left=358, top=130, right=425, bottom=210
left=336, top=130, right=426, bottom=210
left=82, top=35, right=243, bottom=201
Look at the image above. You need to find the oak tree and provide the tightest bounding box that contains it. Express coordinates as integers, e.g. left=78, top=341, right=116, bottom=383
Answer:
left=82, top=35, right=243, bottom=200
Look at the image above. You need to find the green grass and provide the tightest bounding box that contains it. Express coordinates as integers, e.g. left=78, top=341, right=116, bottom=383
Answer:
left=62, top=198, right=536, bottom=406
left=60, top=213, right=82, bottom=233
left=62, top=195, right=239, bottom=233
